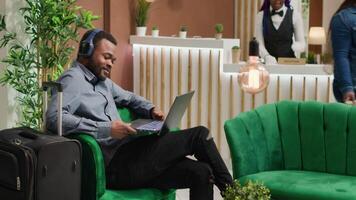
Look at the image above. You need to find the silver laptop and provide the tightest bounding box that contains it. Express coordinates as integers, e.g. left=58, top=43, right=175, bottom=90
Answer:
left=130, top=91, right=195, bottom=136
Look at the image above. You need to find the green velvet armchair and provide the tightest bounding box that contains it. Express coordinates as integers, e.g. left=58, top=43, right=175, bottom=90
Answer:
left=69, top=108, right=176, bottom=200
left=224, top=100, right=356, bottom=200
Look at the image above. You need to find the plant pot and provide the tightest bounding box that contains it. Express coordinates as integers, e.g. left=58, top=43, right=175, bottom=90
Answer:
left=136, top=26, right=147, bottom=36
left=215, top=33, right=223, bottom=39
left=232, top=49, right=240, bottom=64
left=179, top=31, right=187, bottom=39
left=151, top=29, right=159, bottom=37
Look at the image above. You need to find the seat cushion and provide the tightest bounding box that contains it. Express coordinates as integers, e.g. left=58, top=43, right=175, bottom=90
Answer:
left=100, top=189, right=176, bottom=200
left=239, top=170, right=356, bottom=200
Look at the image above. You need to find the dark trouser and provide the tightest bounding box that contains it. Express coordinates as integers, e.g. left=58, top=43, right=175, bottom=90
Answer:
left=106, top=126, right=233, bottom=200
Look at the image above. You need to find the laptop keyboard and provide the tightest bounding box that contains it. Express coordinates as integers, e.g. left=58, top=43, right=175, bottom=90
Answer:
left=137, top=121, right=164, bottom=131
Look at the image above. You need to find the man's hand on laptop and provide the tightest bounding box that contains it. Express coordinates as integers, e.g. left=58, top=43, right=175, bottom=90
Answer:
left=111, top=120, right=137, bottom=139
left=151, top=107, right=165, bottom=120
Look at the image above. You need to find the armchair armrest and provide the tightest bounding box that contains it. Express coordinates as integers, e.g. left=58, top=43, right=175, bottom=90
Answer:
left=68, top=134, right=106, bottom=200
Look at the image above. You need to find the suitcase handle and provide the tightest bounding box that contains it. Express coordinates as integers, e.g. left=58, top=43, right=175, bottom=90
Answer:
left=19, top=131, right=39, bottom=140
left=42, top=82, right=63, bottom=92
left=42, top=81, right=63, bottom=136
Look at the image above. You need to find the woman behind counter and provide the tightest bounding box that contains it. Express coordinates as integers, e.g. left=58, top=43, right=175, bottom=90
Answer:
left=255, top=0, right=305, bottom=64
left=330, top=0, right=356, bottom=103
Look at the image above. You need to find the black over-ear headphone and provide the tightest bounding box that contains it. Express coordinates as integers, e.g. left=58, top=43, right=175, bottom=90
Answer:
left=78, top=29, right=102, bottom=57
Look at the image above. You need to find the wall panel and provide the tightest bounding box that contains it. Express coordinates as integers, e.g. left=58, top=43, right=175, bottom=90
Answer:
left=92, top=0, right=234, bottom=90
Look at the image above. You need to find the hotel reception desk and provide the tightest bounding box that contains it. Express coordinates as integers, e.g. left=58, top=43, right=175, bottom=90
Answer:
left=130, top=36, right=333, bottom=163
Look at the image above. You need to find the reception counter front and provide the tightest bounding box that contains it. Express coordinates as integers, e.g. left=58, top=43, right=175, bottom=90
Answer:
left=130, top=36, right=334, bottom=163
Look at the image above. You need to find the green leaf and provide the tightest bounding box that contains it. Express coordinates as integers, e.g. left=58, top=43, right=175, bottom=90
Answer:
left=0, top=15, right=6, bottom=31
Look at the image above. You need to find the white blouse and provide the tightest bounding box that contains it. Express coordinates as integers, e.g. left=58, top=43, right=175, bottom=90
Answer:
left=255, top=4, right=306, bottom=63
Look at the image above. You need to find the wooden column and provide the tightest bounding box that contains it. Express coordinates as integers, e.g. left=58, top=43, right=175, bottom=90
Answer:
left=104, top=0, right=110, bottom=32
left=309, top=0, right=323, bottom=54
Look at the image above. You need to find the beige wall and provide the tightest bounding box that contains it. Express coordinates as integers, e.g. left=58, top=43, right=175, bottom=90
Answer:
left=0, top=0, right=8, bottom=129
left=322, top=0, right=343, bottom=32
left=110, top=0, right=136, bottom=91
left=0, top=0, right=27, bottom=129
left=76, top=0, right=104, bottom=29
left=322, top=0, right=344, bottom=53
left=70, top=0, right=340, bottom=89
left=76, top=0, right=234, bottom=90
left=147, top=0, right=234, bottom=38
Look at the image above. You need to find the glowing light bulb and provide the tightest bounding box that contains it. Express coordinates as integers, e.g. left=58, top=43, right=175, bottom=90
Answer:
left=248, top=69, right=260, bottom=89
left=238, top=56, right=269, bottom=94
left=238, top=37, right=269, bottom=94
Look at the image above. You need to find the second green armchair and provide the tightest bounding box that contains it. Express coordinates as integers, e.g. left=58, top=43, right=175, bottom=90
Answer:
left=224, top=100, right=356, bottom=200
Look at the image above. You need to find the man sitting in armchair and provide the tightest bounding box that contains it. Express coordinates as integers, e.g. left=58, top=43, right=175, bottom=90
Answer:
left=46, top=29, right=233, bottom=200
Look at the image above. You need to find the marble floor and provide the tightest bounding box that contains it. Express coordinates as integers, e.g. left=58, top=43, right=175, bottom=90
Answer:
left=175, top=186, right=223, bottom=200
left=174, top=158, right=231, bottom=200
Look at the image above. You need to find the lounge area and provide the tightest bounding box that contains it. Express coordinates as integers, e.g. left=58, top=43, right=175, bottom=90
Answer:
left=0, top=0, right=354, bottom=199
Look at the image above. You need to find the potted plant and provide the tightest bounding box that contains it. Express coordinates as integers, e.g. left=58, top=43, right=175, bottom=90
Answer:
left=215, top=23, right=224, bottom=39
left=151, top=25, right=159, bottom=37
left=232, top=45, right=241, bottom=63
left=223, top=180, right=271, bottom=200
left=307, top=52, right=316, bottom=64
left=135, top=0, right=152, bottom=36
left=179, top=25, right=188, bottom=39
left=0, top=0, right=97, bottom=130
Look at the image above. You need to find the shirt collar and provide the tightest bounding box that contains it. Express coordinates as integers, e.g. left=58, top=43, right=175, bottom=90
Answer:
left=74, top=61, right=98, bottom=84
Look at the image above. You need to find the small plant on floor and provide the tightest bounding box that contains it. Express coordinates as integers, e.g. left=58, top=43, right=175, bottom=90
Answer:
left=223, top=180, right=271, bottom=200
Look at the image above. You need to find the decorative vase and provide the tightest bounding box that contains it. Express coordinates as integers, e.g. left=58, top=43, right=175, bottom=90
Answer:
left=136, top=26, right=147, bottom=36
left=179, top=31, right=187, bottom=39
left=215, top=33, right=223, bottom=39
left=232, top=49, right=240, bottom=64
left=151, top=29, right=159, bottom=37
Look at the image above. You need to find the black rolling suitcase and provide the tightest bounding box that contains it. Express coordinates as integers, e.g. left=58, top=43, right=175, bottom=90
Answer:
left=0, top=82, right=81, bottom=200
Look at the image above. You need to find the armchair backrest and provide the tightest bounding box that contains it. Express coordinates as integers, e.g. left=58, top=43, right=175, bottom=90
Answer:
left=225, top=100, right=356, bottom=178
left=118, top=107, right=136, bottom=123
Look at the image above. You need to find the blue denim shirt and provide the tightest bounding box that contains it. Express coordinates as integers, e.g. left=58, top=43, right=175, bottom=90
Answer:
left=46, top=61, right=154, bottom=165
left=331, top=7, right=356, bottom=101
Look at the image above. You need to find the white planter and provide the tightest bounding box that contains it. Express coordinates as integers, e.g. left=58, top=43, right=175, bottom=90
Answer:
left=151, top=30, right=159, bottom=37
left=179, top=31, right=187, bottom=39
left=215, top=33, right=223, bottom=39
left=232, top=49, right=241, bottom=64
left=136, top=26, right=147, bottom=36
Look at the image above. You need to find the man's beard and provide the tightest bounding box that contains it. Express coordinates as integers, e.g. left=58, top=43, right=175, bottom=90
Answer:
left=97, top=69, right=107, bottom=81
left=87, top=58, right=107, bottom=81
